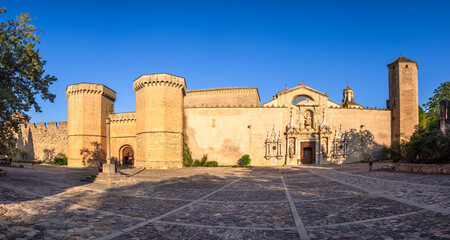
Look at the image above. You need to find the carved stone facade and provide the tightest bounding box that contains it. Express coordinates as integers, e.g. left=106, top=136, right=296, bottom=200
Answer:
left=13, top=56, right=420, bottom=167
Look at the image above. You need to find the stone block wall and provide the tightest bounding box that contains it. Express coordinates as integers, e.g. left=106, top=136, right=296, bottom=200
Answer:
left=184, top=106, right=289, bottom=166
left=185, top=87, right=260, bottom=107
left=327, top=107, right=391, bottom=163
left=134, top=74, right=185, bottom=169
left=15, top=122, right=68, bottom=161
left=109, top=112, right=136, bottom=164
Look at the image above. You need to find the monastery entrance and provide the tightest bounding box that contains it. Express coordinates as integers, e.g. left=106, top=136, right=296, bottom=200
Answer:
left=301, top=142, right=315, bottom=164
left=121, top=146, right=134, bottom=166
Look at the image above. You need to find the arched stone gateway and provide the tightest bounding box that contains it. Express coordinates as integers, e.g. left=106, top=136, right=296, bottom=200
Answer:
left=120, top=145, right=134, bottom=166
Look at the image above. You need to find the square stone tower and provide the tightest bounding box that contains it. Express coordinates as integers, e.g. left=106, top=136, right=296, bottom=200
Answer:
left=66, top=83, right=116, bottom=167
left=133, top=74, right=186, bottom=168
left=387, top=56, right=419, bottom=141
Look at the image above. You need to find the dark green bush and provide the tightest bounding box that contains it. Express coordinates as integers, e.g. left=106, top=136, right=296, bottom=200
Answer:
left=193, top=160, right=201, bottom=167
left=201, top=154, right=208, bottom=166
left=384, top=128, right=450, bottom=164
left=239, top=154, right=251, bottom=166
left=53, top=157, right=68, bottom=165
left=183, top=143, right=193, bottom=167
left=383, top=140, right=406, bottom=162
left=19, top=164, right=24, bottom=168
left=204, top=161, right=218, bottom=167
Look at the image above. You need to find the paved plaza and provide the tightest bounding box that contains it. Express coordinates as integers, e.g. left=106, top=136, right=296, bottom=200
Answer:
left=0, top=163, right=449, bottom=239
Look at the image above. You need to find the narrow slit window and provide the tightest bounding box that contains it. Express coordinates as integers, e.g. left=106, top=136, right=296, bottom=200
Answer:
left=212, top=119, right=215, bottom=128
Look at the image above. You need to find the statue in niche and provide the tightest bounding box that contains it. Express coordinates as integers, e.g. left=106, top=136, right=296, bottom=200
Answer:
left=289, top=138, right=295, bottom=157
left=304, top=111, right=313, bottom=128
left=321, top=138, right=328, bottom=156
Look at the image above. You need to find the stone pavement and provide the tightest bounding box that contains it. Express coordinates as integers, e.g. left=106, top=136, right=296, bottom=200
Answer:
left=0, top=163, right=448, bottom=239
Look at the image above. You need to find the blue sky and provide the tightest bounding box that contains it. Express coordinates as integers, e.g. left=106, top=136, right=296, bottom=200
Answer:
left=3, top=0, right=450, bottom=123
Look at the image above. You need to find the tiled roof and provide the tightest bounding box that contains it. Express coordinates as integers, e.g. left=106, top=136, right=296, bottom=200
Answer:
left=388, top=56, right=419, bottom=69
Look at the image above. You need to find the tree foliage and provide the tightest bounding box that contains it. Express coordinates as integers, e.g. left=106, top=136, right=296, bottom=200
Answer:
left=183, top=143, right=193, bottom=167
left=385, top=81, right=450, bottom=164
left=422, top=81, right=449, bottom=129
left=0, top=8, right=56, bottom=155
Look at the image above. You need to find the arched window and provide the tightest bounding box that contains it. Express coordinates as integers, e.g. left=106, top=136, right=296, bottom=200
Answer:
left=292, top=95, right=313, bottom=105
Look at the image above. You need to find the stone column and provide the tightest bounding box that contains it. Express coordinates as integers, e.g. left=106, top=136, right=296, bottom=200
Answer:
left=103, top=116, right=115, bottom=174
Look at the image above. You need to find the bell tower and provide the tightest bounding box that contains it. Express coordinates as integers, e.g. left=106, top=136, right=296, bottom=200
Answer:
left=343, top=84, right=354, bottom=103
left=387, top=56, right=419, bottom=142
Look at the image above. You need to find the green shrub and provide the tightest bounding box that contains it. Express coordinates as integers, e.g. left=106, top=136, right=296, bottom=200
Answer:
left=204, top=161, right=218, bottom=167
left=384, top=128, right=450, bottom=164
left=19, top=164, right=24, bottom=168
left=383, top=139, right=406, bottom=162
left=200, top=154, right=208, bottom=166
left=193, top=160, right=201, bottom=167
left=53, top=157, right=68, bottom=165
left=183, top=143, right=193, bottom=167
left=240, top=154, right=251, bottom=166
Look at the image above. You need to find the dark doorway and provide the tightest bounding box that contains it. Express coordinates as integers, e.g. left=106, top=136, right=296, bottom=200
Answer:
left=122, top=146, right=134, bottom=166
left=301, top=142, right=316, bottom=164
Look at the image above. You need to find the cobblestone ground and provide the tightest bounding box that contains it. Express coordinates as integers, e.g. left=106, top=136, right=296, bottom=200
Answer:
left=0, top=163, right=449, bottom=239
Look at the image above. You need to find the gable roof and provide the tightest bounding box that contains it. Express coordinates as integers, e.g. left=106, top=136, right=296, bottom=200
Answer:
left=279, top=83, right=327, bottom=98
left=387, top=56, right=419, bottom=69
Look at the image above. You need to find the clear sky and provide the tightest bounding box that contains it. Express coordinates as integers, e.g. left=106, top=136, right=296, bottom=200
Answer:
left=3, top=0, right=450, bottom=123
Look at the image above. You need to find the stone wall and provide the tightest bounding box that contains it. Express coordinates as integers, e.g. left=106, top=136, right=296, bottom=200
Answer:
left=184, top=106, right=289, bottom=166
left=185, top=87, right=260, bottom=107
left=327, top=108, right=391, bottom=163
left=109, top=112, right=137, bottom=164
left=15, top=122, right=68, bottom=161
left=392, top=163, right=450, bottom=175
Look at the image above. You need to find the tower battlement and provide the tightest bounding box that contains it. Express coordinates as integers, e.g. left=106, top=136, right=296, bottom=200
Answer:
left=66, top=83, right=116, bottom=101
left=133, top=74, right=186, bottom=92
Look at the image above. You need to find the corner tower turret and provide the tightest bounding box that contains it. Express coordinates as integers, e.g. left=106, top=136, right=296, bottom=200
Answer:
left=66, top=83, right=116, bottom=167
left=133, top=73, right=186, bottom=169
left=387, top=56, right=419, bottom=141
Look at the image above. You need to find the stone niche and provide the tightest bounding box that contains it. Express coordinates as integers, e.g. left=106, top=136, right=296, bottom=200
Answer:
left=264, top=126, right=283, bottom=165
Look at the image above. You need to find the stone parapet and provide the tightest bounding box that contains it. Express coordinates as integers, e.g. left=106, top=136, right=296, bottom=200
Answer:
left=133, top=74, right=186, bottom=93
left=185, top=87, right=260, bottom=107
left=66, top=83, right=116, bottom=101
left=391, top=163, right=450, bottom=175
left=110, top=112, right=136, bottom=124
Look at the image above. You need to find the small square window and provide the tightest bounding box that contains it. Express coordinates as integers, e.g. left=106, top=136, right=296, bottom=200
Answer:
left=405, top=65, right=408, bottom=68
left=393, top=66, right=395, bottom=69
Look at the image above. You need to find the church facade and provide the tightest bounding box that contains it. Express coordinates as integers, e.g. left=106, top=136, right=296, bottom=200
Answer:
left=15, top=56, right=419, bottom=168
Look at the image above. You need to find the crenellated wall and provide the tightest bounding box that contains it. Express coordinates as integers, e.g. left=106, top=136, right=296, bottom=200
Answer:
left=15, top=122, right=68, bottom=161
left=109, top=112, right=137, bottom=164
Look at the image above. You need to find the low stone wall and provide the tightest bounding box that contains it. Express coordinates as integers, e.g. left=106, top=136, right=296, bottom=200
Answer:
left=392, top=163, right=450, bottom=174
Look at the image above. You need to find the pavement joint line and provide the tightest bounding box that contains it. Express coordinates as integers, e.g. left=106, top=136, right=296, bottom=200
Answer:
left=337, top=171, right=450, bottom=189
left=305, top=210, right=428, bottom=229
left=293, top=196, right=366, bottom=202
left=201, top=200, right=288, bottom=203
left=280, top=170, right=310, bottom=240
left=0, top=182, right=149, bottom=222
left=96, top=169, right=254, bottom=240
left=307, top=169, right=450, bottom=215
left=154, top=220, right=296, bottom=231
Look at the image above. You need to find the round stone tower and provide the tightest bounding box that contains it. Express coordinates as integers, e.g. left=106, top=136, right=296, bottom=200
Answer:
left=66, top=83, right=116, bottom=167
left=133, top=74, right=186, bottom=169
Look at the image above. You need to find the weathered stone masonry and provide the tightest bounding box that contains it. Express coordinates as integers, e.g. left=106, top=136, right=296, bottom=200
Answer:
left=15, top=56, right=419, bottom=168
